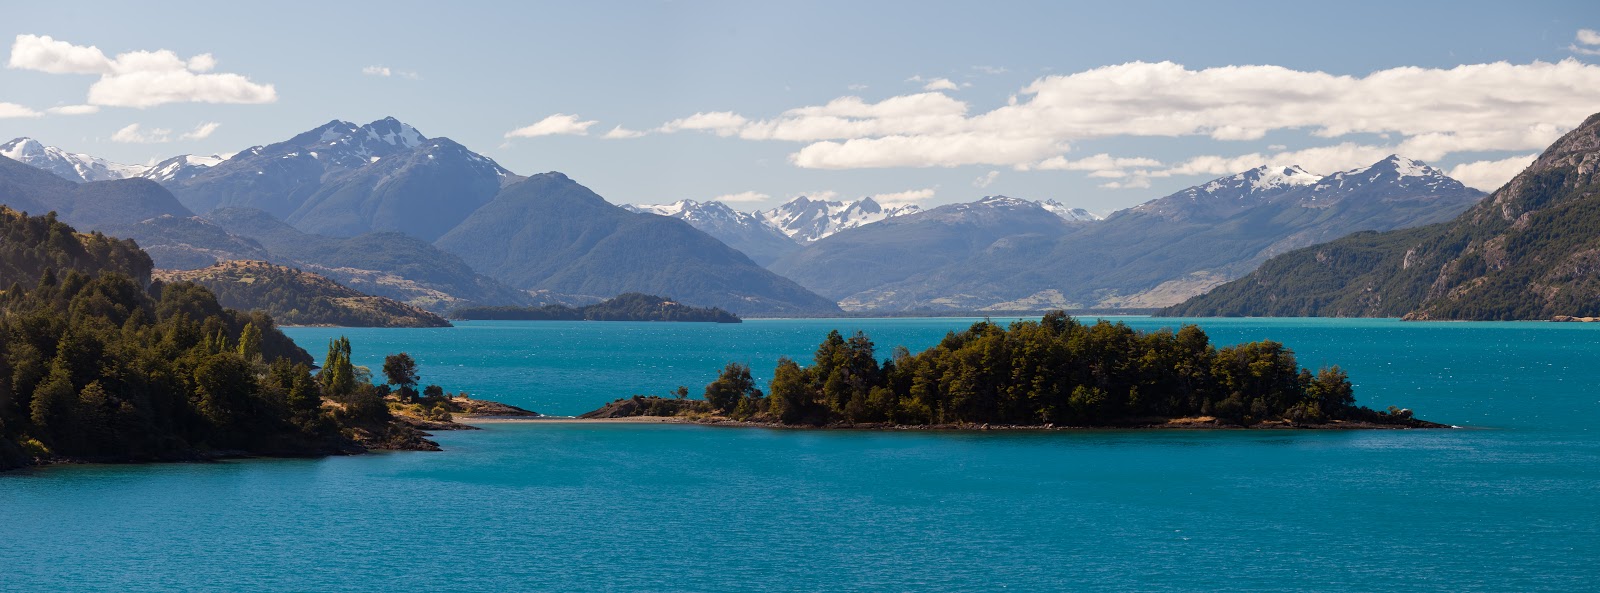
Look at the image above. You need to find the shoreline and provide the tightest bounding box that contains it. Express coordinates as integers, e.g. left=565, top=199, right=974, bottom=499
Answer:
left=457, top=415, right=1451, bottom=431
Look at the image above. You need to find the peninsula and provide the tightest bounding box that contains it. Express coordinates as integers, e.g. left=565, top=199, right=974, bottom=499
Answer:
left=0, top=208, right=534, bottom=472
left=582, top=314, right=1443, bottom=429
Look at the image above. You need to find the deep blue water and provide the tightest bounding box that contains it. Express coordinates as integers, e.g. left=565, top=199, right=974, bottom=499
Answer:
left=4, top=317, right=1598, bottom=592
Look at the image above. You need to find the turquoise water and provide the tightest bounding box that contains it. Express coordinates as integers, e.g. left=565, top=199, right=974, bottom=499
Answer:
left=4, top=317, right=1598, bottom=591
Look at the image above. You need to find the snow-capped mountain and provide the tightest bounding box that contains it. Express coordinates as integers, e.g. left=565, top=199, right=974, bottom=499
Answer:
left=0, top=137, right=147, bottom=183
left=139, top=153, right=234, bottom=183
left=1128, top=156, right=1477, bottom=223
left=1040, top=199, right=1102, bottom=222
left=759, top=196, right=924, bottom=243
left=1132, top=164, right=1321, bottom=218
left=624, top=199, right=802, bottom=265
left=284, top=136, right=516, bottom=240
left=1310, top=155, right=1469, bottom=197
left=954, top=196, right=1103, bottom=221
left=163, top=116, right=517, bottom=238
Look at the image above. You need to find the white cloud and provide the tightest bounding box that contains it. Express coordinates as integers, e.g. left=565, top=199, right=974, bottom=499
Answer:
left=362, top=65, right=418, bottom=79
left=0, top=102, right=41, bottom=118
left=973, top=66, right=1008, bottom=75
left=847, top=83, right=869, bottom=91
left=601, top=125, right=645, bottom=139
left=181, top=121, right=220, bottom=140
left=648, top=59, right=1600, bottom=174
left=1448, top=154, right=1538, bottom=192
left=973, top=170, right=1000, bottom=188
left=45, top=104, right=97, bottom=115
left=6, top=34, right=108, bottom=74
left=7, top=34, right=277, bottom=108
left=1099, top=177, right=1152, bottom=190
left=1571, top=29, right=1600, bottom=56
left=111, top=123, right=171, bottom=143
left=791, top=134, right=1062, bottom=169
left=712, top=191, right=770, bottom=203
left=658, top=111, right=748, bottom=136
left=186, top=53, right=216, bottom=73
left=922, top=77, right=960, bottom=91
left=872, top=188, right=937, bottom=206
left=505, top=113, right=598, bottom=138
left=1028, top=153, right=1163, bottom=173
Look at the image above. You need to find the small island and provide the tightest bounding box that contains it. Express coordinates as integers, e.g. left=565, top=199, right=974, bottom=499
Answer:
left=583, top=313, right=1443, bottom=429
left=451, top=292, right=740, bottom=323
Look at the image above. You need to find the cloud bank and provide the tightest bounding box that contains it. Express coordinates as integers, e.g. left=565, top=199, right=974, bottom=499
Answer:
left=650, top=58, right=1600, bottom=189
left=7, top=34, right=277, bottom=108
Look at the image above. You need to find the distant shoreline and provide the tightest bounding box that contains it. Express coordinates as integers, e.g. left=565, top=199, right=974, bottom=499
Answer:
left=459, top=415, right=1451, bottom=431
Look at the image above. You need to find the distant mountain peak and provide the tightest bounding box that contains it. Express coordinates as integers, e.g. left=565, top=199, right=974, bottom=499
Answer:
left=357, top=116, right=425, bottom=148
left=761, top=195, right=923, bottom=243
left=1134, top=156, right=1475, bottom=221
left=1209, top=164, right=1322, bottom=195
left=0, top=137, right=147, bottom=183
left=1313, top=155, right=1462, bottom=194
left=138, top=153, right=235, bottom=183
left=1040, top=199, right=1104, bottom=222
left=1360, top=154, right=1440, bottom=178
left=976, top=195, right=1034, bottom=207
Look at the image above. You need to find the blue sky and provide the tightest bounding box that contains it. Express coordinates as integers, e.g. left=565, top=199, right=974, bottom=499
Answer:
left=2, top=1, right=1597, bottom=213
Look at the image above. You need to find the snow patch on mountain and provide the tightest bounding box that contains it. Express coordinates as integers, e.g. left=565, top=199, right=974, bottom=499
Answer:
left=138, top=153, right=235, bottom=183
left=1, top=137, right=147, bottom=183
left=1040, top=199, right=1103, bottom=222
left=759, top=196, right=923, bottom=243
left=1133, top=156, right=1471, bottom=219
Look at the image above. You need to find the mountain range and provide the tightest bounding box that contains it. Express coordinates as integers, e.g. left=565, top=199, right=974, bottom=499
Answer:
left=626, top=195, right=1100, bottom=266
left=0, top=117, right=1500, bottom=318
left=1164, top=112, right=1600, bottom=320
left=773, top=156, right=1484, bottom=311
left=758, top=195, right=926, bottom=243
left=1, top=120, right=841, bottom=315
left=624, top=200, right=803, bottom=265
left=768, top=195, right=1093, bottom=303
left=0, top=137, right=147, bottom=183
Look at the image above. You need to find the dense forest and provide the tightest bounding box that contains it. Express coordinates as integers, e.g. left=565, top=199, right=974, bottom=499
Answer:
left=587, top=313, right=1431, bottom=428
left=452, top=292, right=740, bottom=323
left=156, top=261, right=452, bottom=328
left=0, top=208, right=443, bottom=470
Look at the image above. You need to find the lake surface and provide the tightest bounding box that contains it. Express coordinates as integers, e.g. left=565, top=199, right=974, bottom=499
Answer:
left=4, top=317, right=1598, bottom=591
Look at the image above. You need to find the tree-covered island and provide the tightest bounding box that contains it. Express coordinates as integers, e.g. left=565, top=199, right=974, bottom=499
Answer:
left=584, top=314, right=1442, bottom=429
left=451, top=292, right=740, bottom=323
left=0, top=208, right=534, bottom=471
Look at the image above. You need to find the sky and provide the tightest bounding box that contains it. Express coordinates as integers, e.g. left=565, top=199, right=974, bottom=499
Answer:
left=2, top=1, right=1597, bottom=214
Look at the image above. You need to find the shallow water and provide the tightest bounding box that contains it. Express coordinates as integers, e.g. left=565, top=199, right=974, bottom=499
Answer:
left=4, top=317, right=1597, bottom=591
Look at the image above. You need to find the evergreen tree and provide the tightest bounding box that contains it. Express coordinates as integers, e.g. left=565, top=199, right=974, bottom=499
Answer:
left=238, top=322, right=262, bottom=362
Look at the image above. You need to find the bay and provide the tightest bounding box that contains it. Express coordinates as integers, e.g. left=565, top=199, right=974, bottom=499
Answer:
left=3, top=317, right=1597, bottom=592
